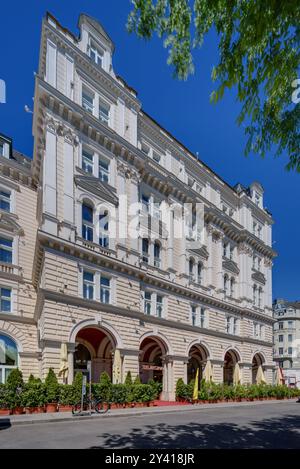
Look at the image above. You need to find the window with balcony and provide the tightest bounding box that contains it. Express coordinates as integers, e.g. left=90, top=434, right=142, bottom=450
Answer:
left=100, top=276, right=110, bottom=304
left=0, top=238, right=12, bottom=264
left=82, top=148, right=94, bottom=174
left=99, top=101, right=110, bottom=125
left=0, top=287, right=11, bottom=313
left=99, top=157, right=109, bottom=183
left=83, top=271, right=94, bottom=300
left=82, top=203, right=94, bottom=242
left=99, top=211, right=109, bottom=248
left=82, top=87, right=94, bottom=114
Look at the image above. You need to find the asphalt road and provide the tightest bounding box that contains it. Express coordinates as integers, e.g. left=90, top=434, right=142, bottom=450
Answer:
left=0, top=401, right=300, bottom=449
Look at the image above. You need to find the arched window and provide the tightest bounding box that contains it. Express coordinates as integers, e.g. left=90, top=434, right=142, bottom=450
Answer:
left=82, top=202, right=94, bottom=242
left=142, top=238, right=149, bottom=263
left=99, top=210, right=109, bottom=248
left=0, top=335, right=18, bottom=384
left=189, top=258, right=195, bottom=281
left=197, top=262, right=203, bottom=285
left=154, top=241, right=161, bottom=268
left=230, top=278, right=235, bottom=298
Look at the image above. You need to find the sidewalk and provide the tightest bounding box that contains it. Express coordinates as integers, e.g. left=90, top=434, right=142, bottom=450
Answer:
left=0, top=399, right=297, bottom=427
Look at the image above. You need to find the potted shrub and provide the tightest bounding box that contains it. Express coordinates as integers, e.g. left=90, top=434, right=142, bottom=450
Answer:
left=45, top=368, right=59, bottom=412
left=23, top=382, right=46, bottom=414
left=6, top=369, right=25, bottom=414
left=58, top=385, right=74, bottom=412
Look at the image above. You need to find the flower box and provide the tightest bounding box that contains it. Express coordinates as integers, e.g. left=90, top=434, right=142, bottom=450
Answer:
left=58, top=405, right=72, bottom=413
left=0, top=409, right=11, bottom=416
left=12, top=407, right=24, bottom=415
left=25, top=407, right=45, bottom=414
left=45, top=403, right=57, bottom=413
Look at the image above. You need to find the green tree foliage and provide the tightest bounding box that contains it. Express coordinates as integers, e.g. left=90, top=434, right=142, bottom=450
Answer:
left=45, top=368, right=59, bottom=403
left=6, top=368, right=24, bottom=391
left=134, top=375, right=141, bottom=385
left=99, top=371, right=112, bottom=386
left=124, top=371, right=133, bottom=385
left=128, top=1, right=300, bottom=170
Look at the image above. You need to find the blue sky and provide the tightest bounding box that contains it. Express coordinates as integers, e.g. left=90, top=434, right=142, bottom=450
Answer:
left=0, top=0, right=299, bottom=300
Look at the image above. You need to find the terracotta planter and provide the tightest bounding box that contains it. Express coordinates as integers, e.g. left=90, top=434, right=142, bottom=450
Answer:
left=58, top=405, right=72, bottom=413
left=12, top=407, right=24, bottom=415
left=0, top=409, right=11, bottom=416
left=26, top=407, right=45, bottom=414
left=45, top=403, right=57, bottom=413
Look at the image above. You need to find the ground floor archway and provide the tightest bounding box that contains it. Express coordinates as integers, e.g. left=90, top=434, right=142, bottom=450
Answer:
left=223, top=349, right=240, bottom=385
left=252, top=353, right=265, bottom=384
left=139, top=336, right=166, bottom=384
left=187, top=344, right=208, bottom=385
left=74, top=326, right=115, bottom=382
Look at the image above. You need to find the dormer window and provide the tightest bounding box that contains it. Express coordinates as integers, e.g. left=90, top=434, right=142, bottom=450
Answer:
left=99, top=101, right=110, bottom=125
left=89, top=41, right=104, bottom=68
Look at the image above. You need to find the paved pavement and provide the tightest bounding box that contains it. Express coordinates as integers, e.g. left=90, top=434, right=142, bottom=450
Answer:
left=0, top=400, right=300, bottom=448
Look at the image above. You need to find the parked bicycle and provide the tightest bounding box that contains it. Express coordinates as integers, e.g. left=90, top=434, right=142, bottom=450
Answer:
left=72, top=396, right=110, bottom=415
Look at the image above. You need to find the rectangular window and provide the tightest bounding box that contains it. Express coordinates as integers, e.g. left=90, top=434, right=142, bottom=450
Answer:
left=278, top=322, right=283, bottom=330
left=0, top=287, right=11, bottom=313
left=82, top=204, right=94, bottom=242
left=226, top=316, right=231, bottom=334
left=141, top=194, right=150, bottom=213
left=156, top=295, right=163, bottom=318
left=83, top=271, right=94, bottom=300
left=288, top=347, right=293, bottom=355
left=0, top=190, right=11, bottom=212
left=191, top=306, right=197, bottom=326
left=144, top=292, right=151, bottom=315
left=152, top=151, right=161, bottom=164
left=0, top=141, right=4, bottom=157
left=279, top=348, right=283, bottom=355
left=99, top=212, right=109, bottom=248
left=288, top=334, right=293, bottom=342
left=99, top=157, right=109, bottom=183
left=100, top=276, right=110, bottom=304
left=82, top=87, right=94, bottom=114
left=288, top=321, right=294, bottom=328
left=99, top=101, right=110, bottom=125
left=233, top=318, right=238, bottom=335
left=142, top=239, right=149, bottom=263
left=278, top=335, right=284, bottom=343
left=89, top=42, right=103, bottom=68
left=200, top=307, right=205, bottom=328
left=82, top=149, right=94, bottom=174
left=0, top=238, right=12, bottom=264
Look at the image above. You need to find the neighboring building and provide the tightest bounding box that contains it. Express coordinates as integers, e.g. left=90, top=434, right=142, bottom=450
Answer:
left=0, top=133, right=38, bottom=383
left=0, top=13, right=276, bottom=398
left=273, top=299, right=300, bottom=387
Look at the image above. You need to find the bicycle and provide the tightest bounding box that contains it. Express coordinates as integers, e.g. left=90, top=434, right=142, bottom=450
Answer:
left=72, top=395, right=110, bottom=415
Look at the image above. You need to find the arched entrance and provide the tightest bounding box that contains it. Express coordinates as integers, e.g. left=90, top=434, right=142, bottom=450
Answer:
left=187, top=344, right=208, bottom=385
left=252, top=353, right=265, bottom=384
left=139, top=337, right=166, bottom=384
left=223, top=350, right=240, bottom=385
left=74, top=327, right=115, bottom=382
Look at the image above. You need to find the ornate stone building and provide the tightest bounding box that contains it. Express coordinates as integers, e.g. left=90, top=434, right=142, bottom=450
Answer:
left=0, top=13, right=276, bottom=399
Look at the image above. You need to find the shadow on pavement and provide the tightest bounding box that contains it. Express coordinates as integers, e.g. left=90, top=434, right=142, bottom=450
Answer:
left=90, top=414, right=300, bottom=449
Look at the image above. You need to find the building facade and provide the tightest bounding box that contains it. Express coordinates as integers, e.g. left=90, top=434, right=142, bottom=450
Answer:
left=273, top=299, right=300, bottom=386
left=0, top=13, right=276, bottom=399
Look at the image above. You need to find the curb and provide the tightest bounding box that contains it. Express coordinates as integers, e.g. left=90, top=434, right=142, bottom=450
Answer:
left=0, top=399, right=297, bottom=427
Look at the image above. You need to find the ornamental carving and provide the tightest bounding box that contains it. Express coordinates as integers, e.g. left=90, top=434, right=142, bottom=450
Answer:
left=222, top=259, right=240, bottom=275
left=251, top=271, right=266, bottom=285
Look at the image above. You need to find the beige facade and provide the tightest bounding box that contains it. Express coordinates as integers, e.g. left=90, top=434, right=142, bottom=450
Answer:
left=0, top=13, right=276, bottom=399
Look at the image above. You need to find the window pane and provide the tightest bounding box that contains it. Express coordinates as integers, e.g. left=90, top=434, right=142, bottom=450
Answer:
left=0, top=335, right=18, bottom=366
left=82, top=205, right=93, bottom=223
left=100, top=277, right=110, bottom=287
left=83, top=272, right=94, bottom=282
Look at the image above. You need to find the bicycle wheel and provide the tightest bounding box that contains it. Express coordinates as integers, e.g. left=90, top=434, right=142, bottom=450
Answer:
left=72, top=400, right=83, bottom=415
left=94, top=400, right=110, bottom=414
